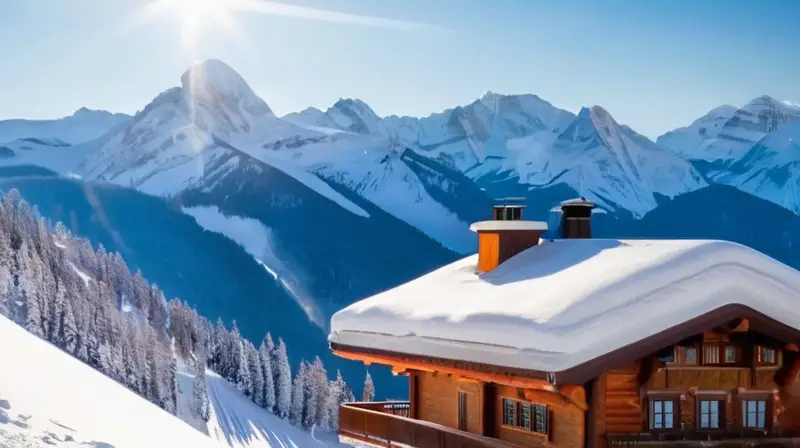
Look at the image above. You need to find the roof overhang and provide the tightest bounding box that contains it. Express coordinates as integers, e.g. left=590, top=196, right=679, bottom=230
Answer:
left=331, top=304, right=800, bottom=385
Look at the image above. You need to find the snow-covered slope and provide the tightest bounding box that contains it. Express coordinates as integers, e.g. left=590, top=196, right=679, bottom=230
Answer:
left=0, top=108, right=130, bottom=145
left=0, top=314, right=221, bottom=448
left=659, top=96, right=800, bottom=166
left=177, top=367, right=341, bottom=448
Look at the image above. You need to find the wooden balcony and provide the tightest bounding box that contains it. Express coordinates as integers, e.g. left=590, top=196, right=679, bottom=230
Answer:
left=608, top=430, right=800, bottom=447
left=339, top=401, right=520, bottom=448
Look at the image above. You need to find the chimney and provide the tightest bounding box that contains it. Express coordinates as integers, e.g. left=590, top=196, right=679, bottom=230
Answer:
left=469, top=198, right=548, bottom=273
left=556, top=198, right=596, bottom=238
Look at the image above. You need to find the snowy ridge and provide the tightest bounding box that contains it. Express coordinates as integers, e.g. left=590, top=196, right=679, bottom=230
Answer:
left=0, top=108, right=130, bottom=145
left=660, top=95, right=800, bottom=165
left=329, top=239, right=800, bottom=373
left=287, top=93, right=705, bottom=217
left=718, top=121, right=800, bottom=213
left=0, top=314, right=221, bottom=448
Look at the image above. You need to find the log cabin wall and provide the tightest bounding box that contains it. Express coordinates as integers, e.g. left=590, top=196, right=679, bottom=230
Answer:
left=416, top=371, right=485, bottom=435
left=494, top=384, right=585, bottom=447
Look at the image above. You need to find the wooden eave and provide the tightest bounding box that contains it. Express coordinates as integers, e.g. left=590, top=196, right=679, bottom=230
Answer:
left=331, top=303, right=800, bottom=386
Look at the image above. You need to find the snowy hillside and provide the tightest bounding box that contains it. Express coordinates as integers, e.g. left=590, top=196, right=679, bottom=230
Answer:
left=177, top=366, right=342, bottom=448
left=0, top=314, right=221, bottom=448
left=0, top=108, right=130, bottom=145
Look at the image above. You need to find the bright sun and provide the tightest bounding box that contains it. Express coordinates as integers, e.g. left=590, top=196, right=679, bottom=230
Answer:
left=146, top=0, right=238, bottom=50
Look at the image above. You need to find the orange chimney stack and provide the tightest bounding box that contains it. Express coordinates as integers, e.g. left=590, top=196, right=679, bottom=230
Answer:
left=470, top=198, right=548, bottom=273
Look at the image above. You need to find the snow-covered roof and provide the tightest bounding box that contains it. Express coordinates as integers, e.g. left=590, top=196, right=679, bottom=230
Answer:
left=469, top=220, right=548, bottom=232
left=329, top=239, right=800, bottom=380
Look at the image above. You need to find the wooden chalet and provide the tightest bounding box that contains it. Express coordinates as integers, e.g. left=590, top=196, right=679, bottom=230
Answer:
left=328, top=199, right=800, bottom=447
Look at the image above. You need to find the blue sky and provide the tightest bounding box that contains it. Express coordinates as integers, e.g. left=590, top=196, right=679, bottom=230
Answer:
left=0, top=0, right=797, bottom=139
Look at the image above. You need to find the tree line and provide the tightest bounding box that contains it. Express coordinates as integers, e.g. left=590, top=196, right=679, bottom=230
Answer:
left=0, top=189, right=371, bottom=433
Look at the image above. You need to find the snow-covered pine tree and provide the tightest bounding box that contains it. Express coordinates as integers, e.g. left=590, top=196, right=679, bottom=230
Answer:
left=290, top=361, right=308, bottom=426
left=274, top=338, right=292, bottom=418
left=326, top=369, right=353, bottom=431
left=193, top=353, right=211, bottom=422
left=230, top=322, right=251, bottom=394
left=307, top=356, right=330, bottom=429
left=362, top=370, right=375, bottom=402
left=259, top=334, right=276, bottom=412
left=246, top=340, right=264, bottom=405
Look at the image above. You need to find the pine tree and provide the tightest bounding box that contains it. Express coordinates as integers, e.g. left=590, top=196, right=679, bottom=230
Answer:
left=326, top=370, right=353, bottom=431
left=230, top=322, right=251, bottom=394
left=193, top=354, right=211, bottom=422
left=362, top=370, right=375, bottom=402
left=259, top=335, right=276, bottom=411
left=246, top=340, right=264, bottom=405
left=274, top=338, right=292, bottom=418
left=290, top=361, right=308, bottom=426
left=308, top=356, right=331, bottom=429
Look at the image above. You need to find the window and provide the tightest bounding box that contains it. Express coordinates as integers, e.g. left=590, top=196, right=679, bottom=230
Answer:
left=502, top=398, right=516, bottom=426
left=685, top=347, right=698, bottom=364
left=742, top=400, right=767, bottom=429
left=532, top=404, right=549, bottom=435
left=458, top=392, right=467, bottom=431
left=725, top=346, right=736, bottom=363
left=519, top=403, right=531, bottom=430
left=704, top=345, right=720, bottom=364
left=650, top=399, right=675, bottom=429
left=501, top=399, right=549, bottom=436
left=698, top=400, right=722, bottom=429
left=759, top=347, right=777, bottom=364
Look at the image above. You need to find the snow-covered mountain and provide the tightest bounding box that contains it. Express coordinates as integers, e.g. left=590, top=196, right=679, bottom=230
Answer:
left=286, top=93, right=706, bottom=217
left=658, top=95, right=800, bottom=166
left=0, top=314, right=221, bottom=448
left=717, top=121, right=800, bottom=213
left=0, top=59, right=479, bottom=253
left=656, top=105, right=738, bottom=159
left=0, top=107, right=130, bottom=145
left=657, top=95, right=800, bottom=213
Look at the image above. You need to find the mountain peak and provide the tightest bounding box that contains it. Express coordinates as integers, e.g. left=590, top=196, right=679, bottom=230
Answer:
left=180, top=59, right=273, bottom=116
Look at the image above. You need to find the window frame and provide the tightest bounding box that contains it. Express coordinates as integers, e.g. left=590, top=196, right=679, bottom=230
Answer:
left=724, top=345, right=737, bottom=364
left=499, top=397, right=549, bottom=438
left=758, top=346, right=778, bottom=366
left=458, top=391, right=468, bottom=431
left=697, top=397, right=725, bottom=430
left=647, top=395, right=679, bottom=431
left=740, top=397, right=769, bottom=430
left=684, top=346, right=698, bottom=365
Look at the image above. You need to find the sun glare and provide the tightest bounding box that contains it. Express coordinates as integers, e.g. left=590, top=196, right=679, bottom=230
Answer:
left=147, top=0, right=238, bottom=51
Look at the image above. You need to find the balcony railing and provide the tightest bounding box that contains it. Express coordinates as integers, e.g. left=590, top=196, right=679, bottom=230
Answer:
left=339, top=401, right=522, bottom=448
left=608, top=430, right=800, bottom=447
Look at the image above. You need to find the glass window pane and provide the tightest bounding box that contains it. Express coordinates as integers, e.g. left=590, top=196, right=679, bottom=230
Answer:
left=664, top=401, right=672, bottom=413
left=758, top=400, right=766, bottom=412
left=749, top=400, right=756, bottom=413
left=758, top=412, right=765, bottom=428
left=700, top=413, right=709, bottom=428
left=711, top=401, right=719, bottom=413
left=748, top=411, right=756, bottom=427
left=701, top=401, right=709, bottom=413
left=711, top=411, right=719, bottom=428
left=520, top=404, right=531, bottom=429
left=665, top=413, right=673, bottom=429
